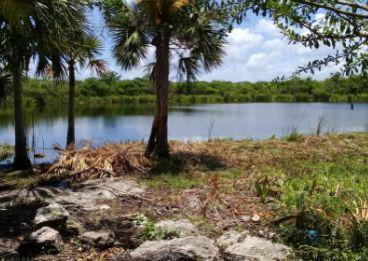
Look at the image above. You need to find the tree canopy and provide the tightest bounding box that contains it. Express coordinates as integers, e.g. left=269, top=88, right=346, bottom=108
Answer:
left=222, top=0, right=368, bottom=76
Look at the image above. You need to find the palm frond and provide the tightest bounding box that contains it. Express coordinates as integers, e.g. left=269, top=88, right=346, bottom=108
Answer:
left=87, top=59, right=108, bottom=77
left=102, top=0, right=150, bottom=70
left=177, top=55, right=199, bottom=83
left=0, top=68, right=12, bottom=106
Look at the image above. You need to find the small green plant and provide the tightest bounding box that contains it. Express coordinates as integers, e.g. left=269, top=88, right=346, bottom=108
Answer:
left=133, top=214, right=181, bottom=241
left=285, top=127, right=305, bottom=142
left=254, top=176, right=270, bottom=203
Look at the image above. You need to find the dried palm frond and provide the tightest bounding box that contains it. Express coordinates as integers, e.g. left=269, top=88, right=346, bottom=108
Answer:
left=47, top=142, right=151, bottom=181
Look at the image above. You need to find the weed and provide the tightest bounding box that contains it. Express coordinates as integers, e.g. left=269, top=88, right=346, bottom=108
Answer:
left=133, top=214, right=180, bottom=241
left=284, top=127, right=305, bottom=142
left=254, top=176, right=270, bottom=203
left=316, top=114, right=328, bottom=136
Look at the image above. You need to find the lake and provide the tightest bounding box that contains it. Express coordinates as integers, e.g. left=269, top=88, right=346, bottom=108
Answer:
left=1, top=103, right=368, bottom=164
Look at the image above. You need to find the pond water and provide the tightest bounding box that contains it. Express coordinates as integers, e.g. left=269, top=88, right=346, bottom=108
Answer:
left=1, top=103, right=368, bottom=164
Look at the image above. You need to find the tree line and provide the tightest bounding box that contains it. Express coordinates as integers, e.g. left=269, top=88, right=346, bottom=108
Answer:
left=1, top=0, right=368, bottom=170
left=7, top=73, right=368, bottom=109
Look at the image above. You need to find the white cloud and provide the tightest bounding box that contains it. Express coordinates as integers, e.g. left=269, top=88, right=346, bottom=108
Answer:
left=28, top=12, right=342, bottom=82
left=200, top=18, right=342, bottom=82
left=256, top=19, right=281, bottom=38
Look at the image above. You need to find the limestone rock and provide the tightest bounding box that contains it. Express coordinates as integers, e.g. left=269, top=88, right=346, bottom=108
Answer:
left=81, top=231, right=115, bottom=250
left=125, top=236, right=219, bottom=261
left=251, top=214, right=261, bottom=223
left=33, top=203, right=69, bottom=229
left=216, top=230, right=249, bottom=249
left=102, top=179, right=145, bottom=194
left=19, top=227, right=63, bottom=255
left=155, top=219, right=199, bottom=237
left=0, top=177, right=146, bottom=211
left=240, top=215, right=251, bottom=223
left=219, top=232, right=293, bottom=261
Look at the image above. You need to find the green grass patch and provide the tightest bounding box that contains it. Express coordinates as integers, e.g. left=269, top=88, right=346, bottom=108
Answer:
left=258, top=151, right=368, bottom=259
left=145, top=173, right=204, bottom=190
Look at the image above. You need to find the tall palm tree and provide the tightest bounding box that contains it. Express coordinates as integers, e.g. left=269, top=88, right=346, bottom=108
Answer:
left=101, top=0, right=227, bottom=158
left=66, top=38, right=107, bottom=150
left=0, top=0, right=87, bottom=170
left=42, top=36, right=107, bottom=149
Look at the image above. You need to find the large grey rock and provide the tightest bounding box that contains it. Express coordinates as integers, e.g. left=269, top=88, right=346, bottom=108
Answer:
left=126, top=236, right=219, bottom=261
left=81, top=231, right=115, bottom=250
left=155, top=219, right=199, bottom=237
left=33, top=203, right=69, bottom=229
left=19, top=226, right=63, bottom=255
left=0, top=178, right=145, bottom=211
left=219, top=231, right=293, bottom=261
left=216, top=230, right=249, bottom=249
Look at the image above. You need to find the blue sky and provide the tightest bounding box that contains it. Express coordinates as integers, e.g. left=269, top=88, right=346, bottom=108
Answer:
left=72, top=9, right=342, bottom=82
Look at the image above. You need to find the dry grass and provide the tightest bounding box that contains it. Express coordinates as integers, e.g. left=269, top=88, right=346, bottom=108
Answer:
left=0, top=143, right=13, bottom=161
left=46, top=142, right=151, bottom=181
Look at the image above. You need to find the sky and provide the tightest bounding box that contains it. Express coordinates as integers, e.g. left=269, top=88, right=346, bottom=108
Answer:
left=62, top=9, right=342, bottom=83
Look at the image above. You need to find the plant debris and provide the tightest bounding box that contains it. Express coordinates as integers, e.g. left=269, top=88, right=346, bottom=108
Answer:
left=47, top=142, right=151, bottom=181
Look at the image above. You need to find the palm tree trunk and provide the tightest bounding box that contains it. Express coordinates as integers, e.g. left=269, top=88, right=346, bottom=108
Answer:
left=12, top=62, right=32, bottom=170
left=66, top=60, right=76, bottom=149
left=146, top=32, right=170, bottom=158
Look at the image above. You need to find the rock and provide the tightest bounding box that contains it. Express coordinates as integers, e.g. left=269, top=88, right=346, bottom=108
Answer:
left=102, top=179, right=145, bottom=194
left=220, top=232, right=293, bottom=261
left=240, top=215, right=251, bottom=222
left=81, top=231, right=115, bottom=250
left=216, top=230, right=249, bottom=249
left=56, top=178, right=145, bottom=211
left=155, top=219, right=199, bottom=237
left=34, top=203, right=69, bottom=229
left=19, top=227, right=63, bottom=255
left=125, top=236, right=219, bottom=261
left=251, top=214, right=261, bottom=222
left=0, top=177, right=146, bottom=211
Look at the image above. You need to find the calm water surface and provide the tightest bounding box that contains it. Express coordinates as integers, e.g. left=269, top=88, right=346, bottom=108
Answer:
left=1, top=103, right=367, bottom=163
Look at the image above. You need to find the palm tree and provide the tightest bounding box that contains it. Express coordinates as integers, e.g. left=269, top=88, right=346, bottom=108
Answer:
left=42, top=36, right=107, bottom=149
left=65, top=38, right=107, bottom=150
left=0, top=0, right=86, bottom=170
left=101, top=0, right=227, bottom=158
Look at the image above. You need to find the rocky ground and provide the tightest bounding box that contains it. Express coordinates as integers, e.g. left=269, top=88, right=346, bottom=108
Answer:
left=1, top=133, right=368, bottom=260
left=0, top=177, right=293, bottom=260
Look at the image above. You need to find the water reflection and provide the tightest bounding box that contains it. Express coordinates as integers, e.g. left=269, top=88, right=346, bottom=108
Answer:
left=0, top=103, right=367, bottom=163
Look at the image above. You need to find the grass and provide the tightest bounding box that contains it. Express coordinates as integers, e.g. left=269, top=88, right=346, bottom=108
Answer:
left=0, top=143, right=13, bottom=161
left=2, top=132, right=368, bottom=259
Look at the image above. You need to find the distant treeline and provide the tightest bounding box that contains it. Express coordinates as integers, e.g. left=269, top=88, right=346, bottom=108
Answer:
left=15, top=73, right=368, bottom=109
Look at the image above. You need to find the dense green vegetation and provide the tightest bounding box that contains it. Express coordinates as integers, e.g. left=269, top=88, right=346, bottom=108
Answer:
left=9, top=73, right=368, bottom=110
